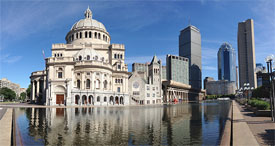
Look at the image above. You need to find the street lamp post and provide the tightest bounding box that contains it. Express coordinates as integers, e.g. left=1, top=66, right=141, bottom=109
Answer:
left=265, top=54, right=275, bottom=122
left=243, top=83, right=252, bottom=105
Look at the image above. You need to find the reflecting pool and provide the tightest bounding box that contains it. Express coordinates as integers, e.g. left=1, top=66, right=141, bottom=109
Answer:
left=15, top=101, right=231, bottom=145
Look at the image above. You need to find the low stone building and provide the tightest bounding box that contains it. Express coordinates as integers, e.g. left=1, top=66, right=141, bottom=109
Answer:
left=0, top=78, right=21, bottom=97
left=205, top=80, right=236, bottom=95
left=128, top=72, right=161, bottom=104
left=163, top=55, right=206, bottom=102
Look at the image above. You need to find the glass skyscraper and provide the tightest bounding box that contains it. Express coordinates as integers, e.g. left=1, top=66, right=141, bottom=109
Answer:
left=218, top=43, right=236, bottom=82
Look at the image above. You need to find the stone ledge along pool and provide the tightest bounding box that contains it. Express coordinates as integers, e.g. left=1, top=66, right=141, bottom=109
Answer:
left=14, top=100, right=231, bottom=145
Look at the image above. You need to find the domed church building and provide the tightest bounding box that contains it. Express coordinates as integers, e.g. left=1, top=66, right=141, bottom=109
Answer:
left=30, top=7, right=130, bottom=106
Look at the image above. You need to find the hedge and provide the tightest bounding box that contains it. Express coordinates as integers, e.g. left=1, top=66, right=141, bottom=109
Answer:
left=248, top=98, right=270, bottom=110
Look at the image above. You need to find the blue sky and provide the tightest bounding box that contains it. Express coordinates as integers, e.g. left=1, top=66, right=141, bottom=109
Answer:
left=0, top=0, right=274, bottom=88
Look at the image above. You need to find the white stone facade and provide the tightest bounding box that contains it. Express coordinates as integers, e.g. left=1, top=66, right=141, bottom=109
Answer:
left=30, top=7, right=129, bottom=106
left=128, top=56, right=162, bottom=105
left=0, top=78, right=21, bottom=97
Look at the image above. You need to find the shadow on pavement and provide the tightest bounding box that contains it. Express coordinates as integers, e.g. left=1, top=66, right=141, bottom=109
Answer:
left=258, top=129, right=275, bottom=146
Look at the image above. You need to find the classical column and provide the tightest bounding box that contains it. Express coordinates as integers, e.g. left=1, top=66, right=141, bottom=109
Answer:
left=100, top=72, right=104, bottom=90
left=31, top=81, right=35, bottom=101
left=37, top=80, right=40, bottom=97
left=123, top=77, right=126, bottom=93
left=92, top=72, right=95, bottom=90
left=81, top=72, right=85, bottom=90
left=43, top=76, right=46, bottom=102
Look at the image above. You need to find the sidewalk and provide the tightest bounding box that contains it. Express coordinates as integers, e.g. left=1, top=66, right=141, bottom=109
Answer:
left=0, top=108, right=12, bottom=146
left=235, top=101, right=275, bottom=146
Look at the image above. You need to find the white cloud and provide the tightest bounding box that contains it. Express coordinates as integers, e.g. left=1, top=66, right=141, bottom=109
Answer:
left=203, top=65, right=217, bottom=71
left=1, top=2, right=83, bottom=39
left=0, top=54, right=22, bottom=63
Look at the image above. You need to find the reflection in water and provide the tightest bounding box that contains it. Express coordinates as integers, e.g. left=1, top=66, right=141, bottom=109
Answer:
left=15, top=101, right=231, bottom=145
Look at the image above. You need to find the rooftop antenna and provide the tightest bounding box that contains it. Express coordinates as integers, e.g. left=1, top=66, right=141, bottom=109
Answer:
left=188, top=16, right=191, bottom=26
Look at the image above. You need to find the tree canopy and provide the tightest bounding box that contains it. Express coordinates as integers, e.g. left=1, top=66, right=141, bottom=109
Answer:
left=0, top=87, right=16, bottom=101
left=26, top=84, right=31, bottom=98
left=20, top=92, right=27, bottom=101
left=252, top=86, right=270, bottom=98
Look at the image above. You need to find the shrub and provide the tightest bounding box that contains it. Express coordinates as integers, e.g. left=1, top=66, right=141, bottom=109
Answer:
left=206, top=95, right=218, bottom=100
left=248, top=98, right=270, bottom=110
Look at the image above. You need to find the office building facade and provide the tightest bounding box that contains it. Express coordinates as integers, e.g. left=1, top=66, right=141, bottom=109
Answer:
left=179, top=25, right=202, bottom=89
left=217, top=43, right=236, bottom=82
left=237, top=19, right=257, bottom=88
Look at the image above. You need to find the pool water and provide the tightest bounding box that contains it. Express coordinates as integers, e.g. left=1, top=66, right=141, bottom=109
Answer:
left=15, top=101, right=231, bottom=145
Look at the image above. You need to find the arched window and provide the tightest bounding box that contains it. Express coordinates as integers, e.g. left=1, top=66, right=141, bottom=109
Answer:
left=101, top=57, right=104, bottom=61
left=98, top=33, right=101, bottom=39
left=85, top=31, right=88, bottom=38
left=77, top=80, right=81, bottom=89
left=95, top=32, right=97, bottom=39
left=121, top=79, right=123, bottom=83
left=120, top=54, right=123, bottom=59
left=80, top=32, right=82, bottom=38
left=87, top=55, right=90, bottom=60
left=95, top=79, right=100, bottom=89
left=115, top=79, right=117, bottom=83
left=114, top=54, right=117, bottom=59
left=60, top=54, right=63, bottom=57
left=89, top=32, right=92, bottom=38
left=95, top=56, right=98, bottom=60
left=104, top=80, right=107, bottom=89
left=79, top=56, right=82, bottom=61
left=86, top=79, right=90, bottom=89
left=76, top=33, right=79, bottom=39
left=72, top=34, right=74, bottom=40
left=57, top=54, right=60, bottom=57
left=97, top=96, right=100, bottom=102
left=54, top=54, right=56, bottom=57
left=57, top=68, right=63, bottom=78
left=104, top=97, right=107, bottom=102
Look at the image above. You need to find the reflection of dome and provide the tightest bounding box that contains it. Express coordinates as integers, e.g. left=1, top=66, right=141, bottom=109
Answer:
left=74, top=48, right=106, bottom=62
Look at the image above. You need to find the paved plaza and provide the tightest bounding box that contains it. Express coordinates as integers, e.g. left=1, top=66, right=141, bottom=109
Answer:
left=236, top=102, right=275, bottom=146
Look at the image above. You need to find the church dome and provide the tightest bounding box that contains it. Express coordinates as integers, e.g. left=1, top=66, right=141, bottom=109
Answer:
left=71, top=19, right=106, bottom=32
left=71, top=7, right=107, bottom=32
left=65, top=7, right=111, bottom=45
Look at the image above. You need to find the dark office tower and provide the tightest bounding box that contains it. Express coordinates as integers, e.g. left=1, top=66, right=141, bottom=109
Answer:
left=238, top=19, right=257, bottom=88
left=217, top=42, right=236, bottom=82
left=179, top=25, right=202, bottom=89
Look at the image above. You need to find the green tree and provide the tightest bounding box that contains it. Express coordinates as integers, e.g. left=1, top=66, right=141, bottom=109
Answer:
left=26, top=84, right=31, bottom=99
left=252, top=86, right=269, bottom=98
left=0, top=87, right=16, bottom=101
left=20, top=92, right=27, bottom=101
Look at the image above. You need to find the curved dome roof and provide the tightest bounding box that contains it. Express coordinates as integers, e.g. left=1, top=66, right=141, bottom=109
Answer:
left=74, top=48, right=106, bottom=62
left=220, top=42, right=234, bottom=51
left=71, top=7, right=107, bottom=32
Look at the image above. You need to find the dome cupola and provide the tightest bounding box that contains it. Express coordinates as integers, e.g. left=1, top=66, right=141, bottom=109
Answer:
left=65, top=6, right=111, bottom=45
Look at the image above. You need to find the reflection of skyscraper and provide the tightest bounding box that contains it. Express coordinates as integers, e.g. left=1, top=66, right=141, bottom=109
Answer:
left=217, top=42, right=236, bottom=82
left=237, top=19, right=257, bottom=88
left=179, top=25, right=202, bottom=89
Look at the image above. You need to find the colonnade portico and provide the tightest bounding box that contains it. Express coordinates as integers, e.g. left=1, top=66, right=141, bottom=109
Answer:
left=71, top=92, right=125, bottom=106
left=165, top=87, right=189, bottom=102
left=30, top=71, right=47, bottom=103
